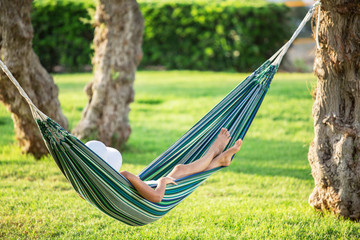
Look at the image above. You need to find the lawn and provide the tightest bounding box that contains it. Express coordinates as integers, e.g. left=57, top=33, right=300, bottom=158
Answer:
left=1, top=71, right=360, bottom=239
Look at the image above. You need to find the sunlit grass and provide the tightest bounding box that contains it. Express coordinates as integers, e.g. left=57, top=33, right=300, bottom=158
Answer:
left=1, top=71, right=360, bottom=239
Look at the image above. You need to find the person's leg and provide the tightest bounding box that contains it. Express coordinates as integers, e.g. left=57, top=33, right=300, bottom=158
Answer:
left=167, top=128, right=230, bottom=179
left=204, top=139, right=242, bottom=171
left=119, top=137, right=242, bottom=203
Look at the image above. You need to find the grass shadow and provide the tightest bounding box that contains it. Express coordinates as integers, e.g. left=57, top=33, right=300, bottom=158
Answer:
left=224, top=137, right=312, bottom=181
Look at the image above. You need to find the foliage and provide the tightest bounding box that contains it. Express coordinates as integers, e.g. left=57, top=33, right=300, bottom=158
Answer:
left=31, top=0, right=94, bottom=72
left=140, top=2, right=291, bottom=71
left=31, top=0, right=291, bottom=72
left=1, top=71, right=360, bottom=239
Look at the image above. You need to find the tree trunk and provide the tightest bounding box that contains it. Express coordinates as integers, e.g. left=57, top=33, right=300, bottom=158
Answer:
left=308, top=0, right=360, bottom=219
left=0, top=0, right=68, bottom=159
left=73, top=0, right=143, bottom=148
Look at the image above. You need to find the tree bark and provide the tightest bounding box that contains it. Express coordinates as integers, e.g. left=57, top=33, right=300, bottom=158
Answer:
left=73, top=0, right=144, bottom=148
left=0, top=0, right=68, bottom=158
left=308, top=0, right=360, bottom=219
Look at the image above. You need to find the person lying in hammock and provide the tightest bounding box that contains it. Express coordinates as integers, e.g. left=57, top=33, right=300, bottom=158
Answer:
left=120, top=128, right=242, bottom=203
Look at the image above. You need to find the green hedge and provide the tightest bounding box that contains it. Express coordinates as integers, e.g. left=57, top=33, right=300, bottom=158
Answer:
left=31, top=0, right=292, bottom=72
left=32, top=0, right=94, bottom=72
left=140, top=1, right=291, bottom=71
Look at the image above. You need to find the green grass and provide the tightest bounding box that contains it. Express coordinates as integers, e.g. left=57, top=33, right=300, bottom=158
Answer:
left=1, top=71, right=360, bottom=239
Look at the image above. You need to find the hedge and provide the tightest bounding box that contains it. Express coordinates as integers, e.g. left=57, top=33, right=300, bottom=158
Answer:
left=31, top=0, right=292, bottom=72
left=140, top=1, right=291, bottom=71
left=32, top=0, right=94, bottom=72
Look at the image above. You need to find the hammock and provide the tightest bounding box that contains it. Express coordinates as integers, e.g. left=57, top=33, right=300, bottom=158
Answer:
left=0, top=5, right=317, bottom=226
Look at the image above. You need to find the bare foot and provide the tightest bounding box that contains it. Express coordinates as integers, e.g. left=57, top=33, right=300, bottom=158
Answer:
left=212, top=139, right=242, bottom=167
left=208, top=128, right=231, bottom=156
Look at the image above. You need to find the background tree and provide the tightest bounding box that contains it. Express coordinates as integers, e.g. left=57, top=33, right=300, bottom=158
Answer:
left=73, top=0, right=144, bottom=148
left=0, top=0, right=68, bottom=158
left=308, top=0, right=360, bottom=219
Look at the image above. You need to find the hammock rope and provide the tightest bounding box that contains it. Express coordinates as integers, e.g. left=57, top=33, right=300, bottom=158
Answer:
left=0, top=4, right=318, bottom=226
left=315, top=0, right=322, bottom=50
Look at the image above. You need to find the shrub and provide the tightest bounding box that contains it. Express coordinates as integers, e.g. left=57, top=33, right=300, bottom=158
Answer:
left=140, top=1, right=291, bottom=71
left=31, top=0, right=292, bottom=72
left=32, top=0, right=94, bottom=72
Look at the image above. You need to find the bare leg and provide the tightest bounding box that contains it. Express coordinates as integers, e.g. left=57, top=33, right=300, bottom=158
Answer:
left=204, top=139, right=242, bottom=171
left=120, top=138, right=242, bottom=203
left=167, top=128, right=230, bottom=179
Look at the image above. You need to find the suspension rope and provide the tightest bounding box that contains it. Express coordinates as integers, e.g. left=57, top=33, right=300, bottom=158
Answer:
left=270, top=0, right=321, bottom=65
left=0, top=59, right=47, bottom=120
left=314, top=0, right=322, bottom=50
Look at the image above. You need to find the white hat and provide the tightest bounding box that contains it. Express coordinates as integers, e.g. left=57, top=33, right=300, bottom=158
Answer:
left=85, top=140, right=122, bottom=171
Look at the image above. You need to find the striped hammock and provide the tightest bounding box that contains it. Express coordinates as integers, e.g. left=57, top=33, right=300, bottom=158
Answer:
left=0, top=6, right=316, bottom=226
